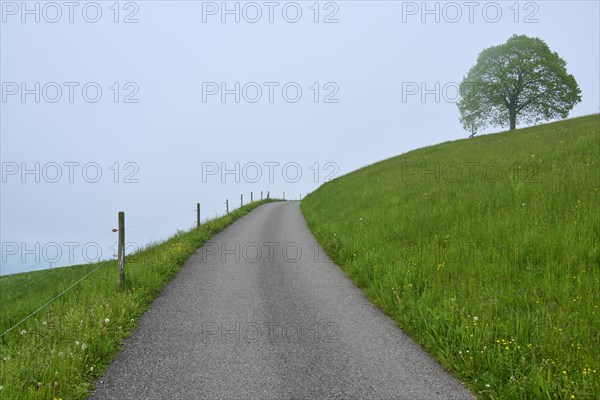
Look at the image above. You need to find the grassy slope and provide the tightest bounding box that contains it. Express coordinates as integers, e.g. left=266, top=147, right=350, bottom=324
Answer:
left=301, top=115, right=599, bottom=399
left=0, top=199, right=278, bottom=399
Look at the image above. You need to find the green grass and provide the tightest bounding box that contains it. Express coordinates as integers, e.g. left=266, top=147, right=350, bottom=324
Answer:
left=301, top=115, right=600, bottom=400
left=0, top=199, right=278, bottom=399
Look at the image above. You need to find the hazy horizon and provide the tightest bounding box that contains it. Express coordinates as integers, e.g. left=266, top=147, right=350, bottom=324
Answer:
left=2, top=0, right=599, bottom=275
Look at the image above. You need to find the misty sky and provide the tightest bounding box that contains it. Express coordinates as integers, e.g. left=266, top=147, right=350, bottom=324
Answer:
left=1, top=0, right=599, bottom=275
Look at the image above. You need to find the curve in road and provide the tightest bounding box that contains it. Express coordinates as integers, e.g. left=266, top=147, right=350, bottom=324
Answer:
left=90, top=201, right=473, bottom=399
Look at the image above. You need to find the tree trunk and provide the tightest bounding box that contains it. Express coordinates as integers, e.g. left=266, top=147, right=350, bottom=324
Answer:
left=509, top=107, right=517, bottom=131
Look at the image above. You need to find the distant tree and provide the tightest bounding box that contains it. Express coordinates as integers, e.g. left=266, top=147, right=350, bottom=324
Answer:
left=457, top=34, right=581, bottom=134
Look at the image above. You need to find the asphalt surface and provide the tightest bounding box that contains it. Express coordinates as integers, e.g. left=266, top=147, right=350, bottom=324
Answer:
left=90, top=201, right=473, bottom=399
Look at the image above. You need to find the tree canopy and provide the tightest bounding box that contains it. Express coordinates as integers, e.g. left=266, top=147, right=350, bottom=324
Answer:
left=457, top=34, right=581, bottom=134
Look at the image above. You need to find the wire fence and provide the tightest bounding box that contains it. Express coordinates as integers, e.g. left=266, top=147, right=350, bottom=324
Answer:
left=0, top=260, right=109, bottom=338
left=0, top=192, right=279, bottom=339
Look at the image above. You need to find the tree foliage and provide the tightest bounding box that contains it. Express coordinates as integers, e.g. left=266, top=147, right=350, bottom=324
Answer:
left=458, top=35, right=581, bottom=133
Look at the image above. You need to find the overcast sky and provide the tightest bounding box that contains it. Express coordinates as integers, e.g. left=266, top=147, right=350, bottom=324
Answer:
left=1, top=0, right=599, bottom=275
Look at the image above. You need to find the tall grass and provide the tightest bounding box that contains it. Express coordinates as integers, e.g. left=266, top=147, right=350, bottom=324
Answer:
left=0, top=199, right=277, bottom=399
left=301, top=115, right=599, bottom=399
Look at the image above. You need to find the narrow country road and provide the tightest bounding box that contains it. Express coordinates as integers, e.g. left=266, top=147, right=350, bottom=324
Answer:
left=90, top=201, right=473, bottom=399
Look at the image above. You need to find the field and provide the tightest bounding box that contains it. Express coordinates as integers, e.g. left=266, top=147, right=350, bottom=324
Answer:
left=301, top=115, right=600, bottom=399
left=0, top=199, right=277, bottom=399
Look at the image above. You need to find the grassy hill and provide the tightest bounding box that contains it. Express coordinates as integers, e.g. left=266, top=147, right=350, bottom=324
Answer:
left=301, top=114, right=600, bottom=399
left=0, top=199, right=277, bottom=399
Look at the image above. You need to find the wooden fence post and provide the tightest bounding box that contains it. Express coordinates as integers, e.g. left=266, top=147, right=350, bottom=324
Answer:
left=118, top=211, right=125, bottom=289
left=225, top=199, right=229, bottom=214
left=241, top=194, right=243, bottom=207
left=251, top=191, right=253, bottom=202
left=196, top=203, right=201, bottom=228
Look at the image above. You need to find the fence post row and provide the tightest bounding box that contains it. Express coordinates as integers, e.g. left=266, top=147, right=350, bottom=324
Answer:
left=114, top=192, right=279, bottom=289
left=118, top=211, right=125, bottom=289
left=112, top=190, right=283, bottom=287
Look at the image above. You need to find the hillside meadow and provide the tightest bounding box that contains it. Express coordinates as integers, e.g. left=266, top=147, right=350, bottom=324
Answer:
left=302, top=115, right=600, bottom=399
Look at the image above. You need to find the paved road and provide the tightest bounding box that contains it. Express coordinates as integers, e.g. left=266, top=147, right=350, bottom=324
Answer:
left=90, top=201, right=473, bottom=399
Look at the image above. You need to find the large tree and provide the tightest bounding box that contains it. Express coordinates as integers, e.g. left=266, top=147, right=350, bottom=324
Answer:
left=457, top=34, right=581, bottom=134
